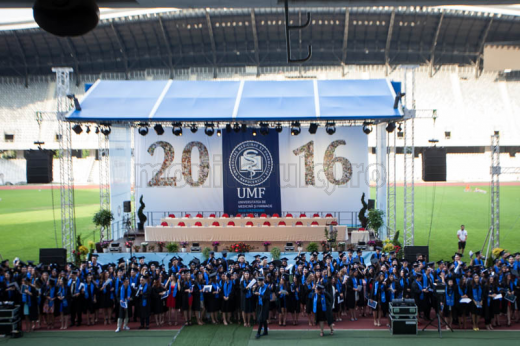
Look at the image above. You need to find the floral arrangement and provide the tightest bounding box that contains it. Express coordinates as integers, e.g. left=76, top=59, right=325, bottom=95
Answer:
left=296, top=241, right=303, bottom=246
left=320, top=240, right=327, bottom=247
left=180, top=241, right=188, bottom=248
left=492, top=248, right=505, bottom=258
left=263, top=241, right=271, bottom=247
left=100, top=241, right=111, bottom=249
left=133, top=245, right=140, bottom=252
left=125, top=241, right=133, bottom=248
left=78, top=246, right=89, bottom=256
left=148, top=245, right=155, bottom=252
left=227, top=242, right=252, bottom=253
left=324, top=227, right=338, bottom=242
left=88, top=241, right=95, bottom=250
left=157, top=241, right=165, bottom=248
left=367, top=240, right=377, bottom=247
left=212, top=241, right=220, bottom=246
left=383, top=243, right=395, bottom=253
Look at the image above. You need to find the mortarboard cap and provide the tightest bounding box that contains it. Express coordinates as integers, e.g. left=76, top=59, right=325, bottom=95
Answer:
left=375, top=247, right=382, bottom=251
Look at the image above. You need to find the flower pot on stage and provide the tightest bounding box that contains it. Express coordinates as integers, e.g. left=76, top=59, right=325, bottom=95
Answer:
left=297, top=247, right=303, bottom=252
left=213, top=246, right=218, bottom=252
left=126, top=248, right=131, bottom=253
left=181, top=248, right=186, bottom=253
left=103, top=248, right=108, bottom=253
left=368, top=246, right=374, bottom=251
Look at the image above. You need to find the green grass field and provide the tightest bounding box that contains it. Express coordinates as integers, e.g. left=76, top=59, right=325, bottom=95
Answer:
left=1, top=184, right=519, bottom=262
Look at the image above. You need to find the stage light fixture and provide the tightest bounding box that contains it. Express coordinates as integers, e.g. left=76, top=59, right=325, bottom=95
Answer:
left=275, top=123, right=283, bottom=133
left=172, top=122, right=183, bottom=137
left=205, top=123, right=215, bottom=137
left=241, top=124, right=247, bottom=133
left=325, top=122, right=336, bottom=135
left=217, top=129, right=222, bottom=137
left=138, top=123, right=149, bottom=136
left=309, top=123, right=319, bottom=134
left=291, top=122, right=301, bottom=136
left=72, top=124, right=83, bottom=135
left=85, top=125, right=90, bottom=134
left=226, top=124, right=232, bottom=133
left=233, top=123, right=241, bottom=133
left=190, top=124, right=198, bottom=133
left=252, top=129, right=257, bottom=136
left=362, top=122, right=372, bottom=135
left=95, top=126, right=100, bottom=134
left=154, top=124, right=165, bottom=135
left=101, top=125, right=111, bottom=136
left=393, top=92, right=406, bottom=109
left=445, top=131, right=451, bottom=139
left=260, top=123, right=269, bottom=136
left=386, top=121, right=396, bottom=133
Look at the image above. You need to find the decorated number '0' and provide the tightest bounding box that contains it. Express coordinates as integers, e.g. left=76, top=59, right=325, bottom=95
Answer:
left=182, top=141, right=210, bottom=187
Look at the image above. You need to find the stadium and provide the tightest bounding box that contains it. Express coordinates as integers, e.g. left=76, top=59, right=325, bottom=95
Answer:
left=0, top=1, right=520, bottom=345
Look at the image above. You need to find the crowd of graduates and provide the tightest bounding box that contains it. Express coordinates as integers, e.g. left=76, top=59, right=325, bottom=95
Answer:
left=1, top=247, right=519, bottom=337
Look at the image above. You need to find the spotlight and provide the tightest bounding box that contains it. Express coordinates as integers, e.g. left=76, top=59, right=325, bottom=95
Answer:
left=393, top=92, right=406, bottom=109
left=275, top=123, right=283, bottom=133
left=325, top=122, right=336, bottom=135
left=260, top=123, right=269, bottom=136
left=205, top=123, right=215, bottom=137
left=95, top=126, right=100, bottom=134
left=85, top=125, right=90, bottom=134
left=252, top=129, right=258, bottom=136
left=226, top=124, right=232, bottom=133
left=386, top=121, right=396, bottom=133
left=33, top=0, right=100, bottom=37
left=309, top=123, right=319, bottom=134
left=190, top=124, right=198, bottom=133
left=154, top=124, right=164, bottom=135
left=101, top=126, right=111, bottom=136
left=362, top=122, right=372, bottom=135
left=72, top=124, right=82, bottom=135
left=233, top=123, right=241, bottom=133
left=241, top=124, right=247, bottom=133
left=172, top=122, right=183, bottom=137
left=217, top=129, right=222, bottom=137
left=291, top=121, right=301, bottom=136
left=138, top=123, right=149, bottom=136
left=445, top=131, right=451, bottom=139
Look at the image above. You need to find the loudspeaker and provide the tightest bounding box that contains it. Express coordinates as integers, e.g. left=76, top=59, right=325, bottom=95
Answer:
left=25, top=150, right=53, bottom=184
left=123, top=201, right=131, bottom=213
left=422, top=147, right=446, bottom=182
left=403, top=246, right=429, bottom=264
left=368, top=199, right=375, bottom=210
left=39, top=248, right=67, bottom=267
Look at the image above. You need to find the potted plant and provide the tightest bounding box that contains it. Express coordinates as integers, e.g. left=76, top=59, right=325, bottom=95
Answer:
left=296, top=241, right=303, bottom=251
left=141, top=242, right=149, bottom=252
left=338, top=242, right=346, bottom=252
left=367, top=240, right=376, bottom=251
left=148, top=245, right=155, bottom=252
left=125, top=241, right=133, bottom=253
left=88, top=241, right=95, bottom=254
left=137, top=195, right=147, bottom=231
left=157, top=241, right=165, bottom=252
left=320, top=240, right=328, bottom=252
left=93, top=209, right=114, bottom=242
left=263, top=241, right=271, bottom=252
left=202, top=247, right=211, bottom=260
left=358, top=192, right=368, bottom=229
left=306, top=242, right=319, bottom=253
left=166, top=242, right=179, bottom=253
left=180, top=241, right=188, bottom=252
left=270, top=247, right=281, bottom=260
left=133, top=245, right=140, bottom=253
left=101, top=241, right=111, bottom=253
left=212, top=241, right=220, bottom=252
left=367, top=209, right=384, bottom=238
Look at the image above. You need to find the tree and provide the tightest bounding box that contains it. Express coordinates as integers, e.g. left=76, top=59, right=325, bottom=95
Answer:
left=92, top=209, right=114, bottom=242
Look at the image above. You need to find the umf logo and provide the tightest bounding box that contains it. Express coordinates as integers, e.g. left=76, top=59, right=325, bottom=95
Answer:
left=229, top=141, right=273, bottom=187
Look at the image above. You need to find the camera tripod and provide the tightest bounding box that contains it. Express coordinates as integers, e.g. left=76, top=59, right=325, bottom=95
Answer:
left=422, top=299, right=454, bottom=338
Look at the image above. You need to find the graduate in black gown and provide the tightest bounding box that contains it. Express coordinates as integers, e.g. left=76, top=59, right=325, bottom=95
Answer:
left=313, top=284, right=334, bottom=337
left=254, top=276, right=270, bottom=339
left=137, top=275, right=151, bottom=329
left=240, top=270, right=254, bottom=327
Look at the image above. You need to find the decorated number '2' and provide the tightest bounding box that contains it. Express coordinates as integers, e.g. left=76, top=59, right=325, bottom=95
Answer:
left=293, top=140, right=352, bottom=186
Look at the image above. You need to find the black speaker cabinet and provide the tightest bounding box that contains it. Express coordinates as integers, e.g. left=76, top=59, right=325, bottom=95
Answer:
left=422, top=147, right=447, bottom=182
left=39, top=248, right=67, bottom=267
left=390, top=315, right=418, bottom=335
left=367, top=199, right=375, bottom=210
left=25, top=150, right=54, bottom=184
left=123, top=201, right=131, bottom=213
left=404, top=246, right=429, bottom=264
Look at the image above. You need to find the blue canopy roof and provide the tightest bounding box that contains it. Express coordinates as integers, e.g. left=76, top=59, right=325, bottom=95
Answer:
left=67, top=79, right=403, bottom=122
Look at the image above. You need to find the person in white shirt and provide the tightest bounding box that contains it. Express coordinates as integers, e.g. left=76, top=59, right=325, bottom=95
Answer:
left=457, top=225, right=468, bottom=255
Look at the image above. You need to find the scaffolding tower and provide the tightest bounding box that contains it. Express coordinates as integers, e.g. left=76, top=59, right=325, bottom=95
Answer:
left=490, top=133, right=500, bottom=249
left=386, top=128, right=397, bottom=239
left=52, top=67, right=75, bottom=260
left=99, top=131, right=111, bottom=241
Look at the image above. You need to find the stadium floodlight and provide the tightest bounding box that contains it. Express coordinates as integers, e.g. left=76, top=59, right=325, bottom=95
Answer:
left=72, top=124, right=82, bottom=135
left=138, top=123, right=149, bottom=136
left=325, top=122, right=336, bottom=135
left=190, top=124, right=198, bottom=133
left=226, top=124, right=232, bottom=133
left=386, top=121, right=396, bottom=133
left=309, top=123, right=319, bottom=134
left=362, top=122, right=372, bottom=135
left=394, top=92, right=406, bottom=109
left=259, top=122, right=269, bottom=136
left=205, top=123, right=215, bottom=137
left=291, top=121, right=301, bottom=136
left=233, top=123, right=241, bottom=133
left=445, top=131, right=451, bottom=139
left=154, top=124, right=164, bottom=135
left=172, top=122, right=183, bottom=137
left=275, top=123, right=283, bottom=133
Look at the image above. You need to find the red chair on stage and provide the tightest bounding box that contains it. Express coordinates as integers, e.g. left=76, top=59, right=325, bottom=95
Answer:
left=235, top=213, right=242, bottom=218
left=246, top=221, right=254, bottom=227
left=168, top=214, right=176, bottom=218
left=222, top=213, right=230, bottom=218
left=260, top=213, right=267, bottom=218
left=286, top=213, right=293, bottom=218
left=263, top=221, right=271, bottom=227
left=330, top=221, right=338, bottom=226
left=196, top=213, right=203, bottom=218
left=325, top=213, right=333, bottom=218
left=211, top=221, right=220, bottom=227
left=184, top=214, right=191, bottom=218
left=247, top=213, right=255, bottom=218
left=177, top=222, right=186, bottom=227
left=161, top=222, right=168, bottom=226
left=278, top=221, right=286, bottom=227
left=299, top=213, right=307, bottom=218
left=194, top=222, right=203, bottom=227
left=311, top=221, right=319, bottom=227
left=227, top=221, right=236, bottom=227
left=272, top=213, right=280, bottom=218
left=295, top=221, right=304, bottom=227
left=313, top=213, right=320, bottom=218
left=209, top=213, right=216, bottom=218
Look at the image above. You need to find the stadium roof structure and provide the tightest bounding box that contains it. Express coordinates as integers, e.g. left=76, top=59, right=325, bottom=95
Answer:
left=0, top=6, right=519, bottom=78
left=66, top=79, right=403, bottom=122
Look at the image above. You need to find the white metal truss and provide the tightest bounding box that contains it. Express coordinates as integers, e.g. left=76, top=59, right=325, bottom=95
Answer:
left=490, top=133, right=500, bottom=248
left=386, top=128, right=397, bottom=239
left=52, top=67, right=75, bottom=260
left=98, top=131, right=111, bottom=241
left=402, top=66, right=417, bottom=246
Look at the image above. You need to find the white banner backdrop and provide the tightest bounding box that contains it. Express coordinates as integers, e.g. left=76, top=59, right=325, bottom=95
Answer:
left=279, top=126, right=369, bottom=212
left=110, top=126, right=132, bottom=240
left=134, top=126, right=368, bottom=215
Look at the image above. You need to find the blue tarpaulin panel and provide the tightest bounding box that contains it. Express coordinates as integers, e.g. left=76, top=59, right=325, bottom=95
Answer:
left=67, top=79, right=403, bottom=122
